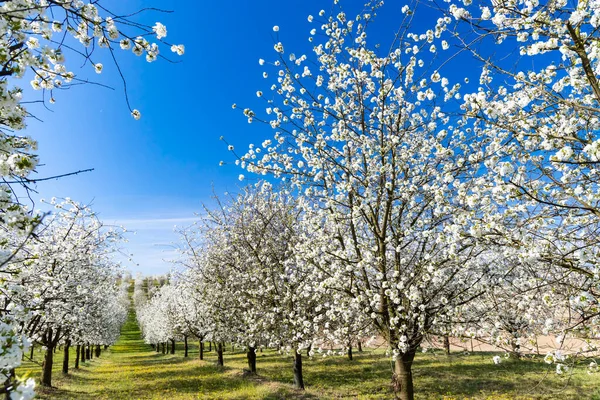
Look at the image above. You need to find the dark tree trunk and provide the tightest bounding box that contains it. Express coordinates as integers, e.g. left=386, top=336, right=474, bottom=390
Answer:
left=347, top=343, right=353, bottom=361
left=199, top=341, right=204, bottom=360
left=161, top=342, right=166, bottom=354
left=247, top=346, right=257, bottom=374
left=85, top=344, right=90, bottom=360
left=443, top=335, right=451, bottom=355
left=62, top=340, right=70, bottom=374
left=75, top=345, right=80, bottom=369
left=293, top=349, right=304, bottom=390
left=104, top=345, right=109, bottom=350
left=41, top=341, right=54, bottom=387
left=216, top=342, right=224, bottom=366
left=358, top=340, right=363, bottom=352
left=29, top=343, right=34, bottom=361
left=90, top=344, right=94, bottom=359
left=184, top=336, right=188, bottom=357
left=80, top=343, right=86, bottom=364
left=95, top=345, right=101, bottom=358
left=306, top=343, right=311, bottom=357
left=209, top=341, right=212, bottom=352
left=170, top=339, right=175, bottom=354
left=392, top=350, right=416, bottom=400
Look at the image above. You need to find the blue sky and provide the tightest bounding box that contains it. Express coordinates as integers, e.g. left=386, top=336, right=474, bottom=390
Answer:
left=20, top=0, right=466, bottom=275
left=20, top=0, right=341, bottom=275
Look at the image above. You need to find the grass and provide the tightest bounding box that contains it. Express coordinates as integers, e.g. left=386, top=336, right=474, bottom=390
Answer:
left=18, top=311, right=600, bottom=399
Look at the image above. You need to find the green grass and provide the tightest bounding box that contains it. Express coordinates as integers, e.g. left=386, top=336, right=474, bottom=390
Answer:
left=18, top=311, right=600, bottom=399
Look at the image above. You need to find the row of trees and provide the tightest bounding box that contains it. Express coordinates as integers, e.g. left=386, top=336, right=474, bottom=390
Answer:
left=132, top=181, right=597, bottom=400
left=0, top=0, right=183, bottom=397
left=4, top=198, right=130, bottom=392
left=140, top=1, right=600, bottom=399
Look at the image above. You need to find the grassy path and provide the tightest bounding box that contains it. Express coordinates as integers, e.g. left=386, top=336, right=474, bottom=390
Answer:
left=28, top=310, right=310, bottom=400
left=19, top=309, right=600, bottom=399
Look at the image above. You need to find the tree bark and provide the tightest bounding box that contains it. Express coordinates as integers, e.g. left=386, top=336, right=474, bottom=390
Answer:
left=170, top=338, right=175, bottom=354
left=75, top=345, right=80, bottom=369
left=247, top=346, right=257, bottom=374
left=95, top=345, right=101, bottom=358
left=85, top=344, right=91, bottom=360
left=293, top=349, right=304, bottom=390
left=209, top=341, right=212, bottom=352
left=184, top=336, right=188, bottom=357
left=358, top=340, right=363, bottom=352
left=443, top=335, right=451, bottom=355
left=347, top=342, right=353, bottom=361
left=216, top=342, right=224, bottom=366
left=161, top=342, right=166, bottom=354
left=62, top=340, right=70, bottom=374
left=29, top=343, right=34, bottom=361
left=199, top=341, right=204, bottom=360
left=392, top=350, right=416, bottom=400
left=89, top=344, right=93, bottom=359
left=80, top=343, right=86, bottom=364
left=41, top=341, right=54, bottom=387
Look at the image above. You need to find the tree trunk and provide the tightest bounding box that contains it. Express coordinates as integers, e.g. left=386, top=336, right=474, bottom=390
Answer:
left=443, top=335, right=451, bottom=355
left=293, top=349, right=304, bottom=390
left=511, top=338, right=521, bottom=359
left=90, top=344, right=94, bottom=359
left=247, top=346, right=257, bottom=374
left=209, top=341, right=212, bottom=352
left=85, top=344, right=90, bottom=360
left=358, top=340, right=363, bottom=352
left=81, top=343, right=86, bottom=364
left=62, top=340, right=70, bottom=374
left=161, top=342, right=166, bottom=354
left=104, top=345, right=109, bottom=350
left=392, top=350, right=416, bottom=400
left=347, top=342, right=353, bottom=361
left=95, top=345, right=101, bottom=357
left=170, top=339, right=175, bottom=354
left=199, top=341, right=204, bottom=360
left=41, top=342, right=54, bottom=387
left=30, top=344, right=34, bottom=361
left=75, top=345, right=80, bottom=369
left=306, top=343, right=311, bottom=357
left=184, top=336, right=188, bottom=357
left=216, top=342, right=224, bottom=366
